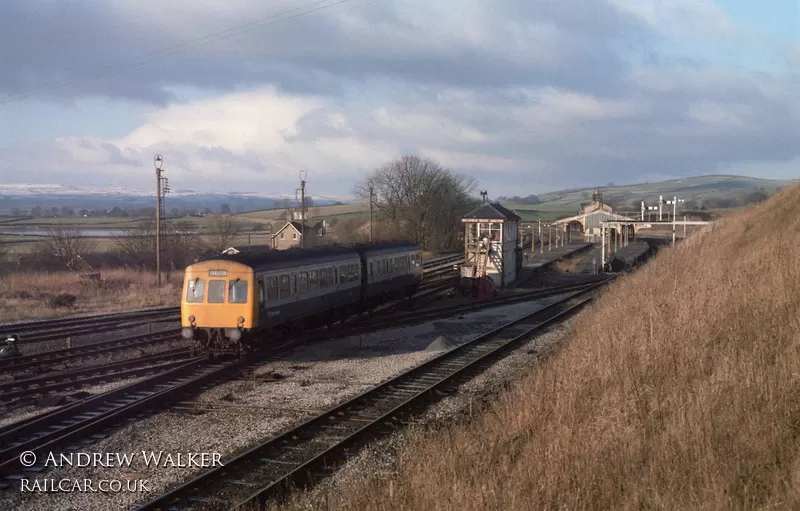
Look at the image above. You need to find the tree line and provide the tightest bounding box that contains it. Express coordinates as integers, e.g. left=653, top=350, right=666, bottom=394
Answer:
left=1, top=154, right=487, bottom=273
left=3, top=216, right=244, bottom=274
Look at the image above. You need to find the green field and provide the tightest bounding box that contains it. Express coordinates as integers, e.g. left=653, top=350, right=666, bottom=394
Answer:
left=498, top=203, right=581, bottom=222
left=1, top=174, right=792, bottom=255
left=526, top=175, right=794, bottom=208
left=237, top=203, right=367, bottom=220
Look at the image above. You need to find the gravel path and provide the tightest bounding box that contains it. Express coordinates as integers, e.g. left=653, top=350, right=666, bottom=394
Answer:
left=289, top=318, right=581, bottom=510
left=0, top=293, right=573, bottom=511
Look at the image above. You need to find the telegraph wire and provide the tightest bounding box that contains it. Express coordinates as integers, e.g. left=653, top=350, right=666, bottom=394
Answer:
left=0, top=0, right=380, bottom=107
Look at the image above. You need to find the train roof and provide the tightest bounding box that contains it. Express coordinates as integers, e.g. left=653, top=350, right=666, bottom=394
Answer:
left=196, top=244, right=358, bottom=269
left=193, top=241, right=421, bottom=270
left=354, top=241, right=420, bottom=255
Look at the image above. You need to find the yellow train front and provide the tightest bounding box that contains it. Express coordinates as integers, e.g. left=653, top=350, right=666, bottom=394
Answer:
left=181, top=259, right=255, bottom=356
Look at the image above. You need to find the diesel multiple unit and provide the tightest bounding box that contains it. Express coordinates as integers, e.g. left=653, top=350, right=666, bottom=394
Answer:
left=181, top=242, right=423, bottom=355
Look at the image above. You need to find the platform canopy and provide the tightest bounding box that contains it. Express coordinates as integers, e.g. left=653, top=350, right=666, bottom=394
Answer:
left=461, top=202, right=521, bottom=223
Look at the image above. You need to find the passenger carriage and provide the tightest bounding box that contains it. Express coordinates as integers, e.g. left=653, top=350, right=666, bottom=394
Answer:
left=181, top=242, right=423, bottom=356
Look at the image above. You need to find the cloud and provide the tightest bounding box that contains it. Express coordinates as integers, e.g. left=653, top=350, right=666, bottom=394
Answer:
left=0, top=0, right=798, bottom=198
left=0, top=0, right=653, bottom=104
left=4, top=67, right=799, bottom=197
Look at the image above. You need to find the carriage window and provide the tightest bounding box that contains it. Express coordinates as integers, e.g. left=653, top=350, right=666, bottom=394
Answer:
left=319, top=268, right=328, bottom=288
left=186, top=278, right=205, bottom=303
left=268, top=277, right=279, bottom=300
left=293, top=274, right=297, bottom=295
left=299, top=272, right=308, bottom=294
left=369, top=261, right=374, bottom=278
left=351, top=264, right=359, bottom=282
left=340, top=265, right=347, bottom=284
left=229, top=279, right=248, bottom=304
left=208, top=280, right=225, bottom=303
left=309, top=270, right=318, bottom=290
left=279, top=275, right=291, bottom=298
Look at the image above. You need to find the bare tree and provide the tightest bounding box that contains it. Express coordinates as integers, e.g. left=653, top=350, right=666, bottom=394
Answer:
left=205, top=215, right=238, bottom=253
left=116, top=220, right=157, bottom=268
left=354, top=155, right=479, bottom=251
left=115, top=219, right=201, bottom=269
left=42, top=226, right=97, bottom=270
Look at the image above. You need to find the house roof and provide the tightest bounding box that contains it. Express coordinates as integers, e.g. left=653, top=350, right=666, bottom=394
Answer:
left=271, top=220, right=324, bottom=239
left=462, top=202, right=521, bottom=221
left=220, top=245, right=273, bottom=255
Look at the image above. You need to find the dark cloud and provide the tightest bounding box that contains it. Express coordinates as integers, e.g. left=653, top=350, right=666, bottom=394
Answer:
left=0, top=0, right=798, bottom=197
left=0, top=0, right=655, bottom=104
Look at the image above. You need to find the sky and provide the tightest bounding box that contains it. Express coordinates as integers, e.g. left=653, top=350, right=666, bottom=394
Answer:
left=0, top=0, right=798, bottom=199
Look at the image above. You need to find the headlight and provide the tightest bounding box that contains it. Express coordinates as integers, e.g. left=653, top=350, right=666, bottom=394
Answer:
left=237, top=316, right=244, bottom=324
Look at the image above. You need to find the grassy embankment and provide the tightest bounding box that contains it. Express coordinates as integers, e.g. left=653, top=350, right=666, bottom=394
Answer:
left=277, top=184, right=800, bottom=509
left=0, top=270, right=184, bottom=322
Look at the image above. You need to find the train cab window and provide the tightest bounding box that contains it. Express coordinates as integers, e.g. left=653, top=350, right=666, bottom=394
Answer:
left=319, top=268, right=328, bottom=288
left=299, top=272, right=308, bottom=294
left=186, top=278, right=205, bottom=303
left=309, top=270, right=318, bottom=290
left=267, top=277, right=279, bottom=300
left=208, top=280, right=226, bottom=303
left=229, top=279, right=248, bottom=304
left=279, top=275, right=291, bottom=298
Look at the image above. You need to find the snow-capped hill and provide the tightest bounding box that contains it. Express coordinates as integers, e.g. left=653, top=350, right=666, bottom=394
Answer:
left=0, top=184, right=350, bottom=202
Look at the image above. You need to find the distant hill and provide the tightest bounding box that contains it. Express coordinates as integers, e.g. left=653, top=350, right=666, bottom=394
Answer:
left=0, top=184, right=346, bottom=215
left=500, top=175, right=797, bottom=220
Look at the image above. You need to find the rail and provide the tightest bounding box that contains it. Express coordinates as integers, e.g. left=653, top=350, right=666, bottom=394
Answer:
left=136, top=277, right=613, bottom=510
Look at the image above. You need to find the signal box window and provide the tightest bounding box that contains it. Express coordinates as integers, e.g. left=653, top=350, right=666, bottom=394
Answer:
left=208, top=280, right=226, bottom=303
left=229, top=279, right=248, bottom=303
left=186, top=278, right=205, bottom=303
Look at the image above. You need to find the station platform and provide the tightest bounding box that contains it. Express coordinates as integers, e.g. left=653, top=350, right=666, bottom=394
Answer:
left=510, top=242, right=594, bottom=288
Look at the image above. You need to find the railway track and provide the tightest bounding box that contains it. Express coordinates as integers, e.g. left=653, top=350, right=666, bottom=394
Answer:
left=0, top=252, right=465, bottom=345
left=136, top=278, right=612, bottom=510
left=0, top=329, right=186, bottom=375
left=0, top=348, right=194, bottom=409
left=0, top=277, right=600, bottom=489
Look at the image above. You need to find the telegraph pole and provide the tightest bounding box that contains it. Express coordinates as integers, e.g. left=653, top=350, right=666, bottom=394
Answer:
left=538, top=220, right=542, bottom=255
left=299, top=170, right=307, bottom=248
left=668, top=196, right=684, bottom=245
left=368, top=180, right=374, bottom=242
left=154, top=155, right=164, bottom=287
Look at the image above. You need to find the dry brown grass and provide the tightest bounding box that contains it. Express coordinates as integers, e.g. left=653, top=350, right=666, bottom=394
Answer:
left=280, top=184, right=800, bottom=510
left=0, top=268, right=183, bottom=322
